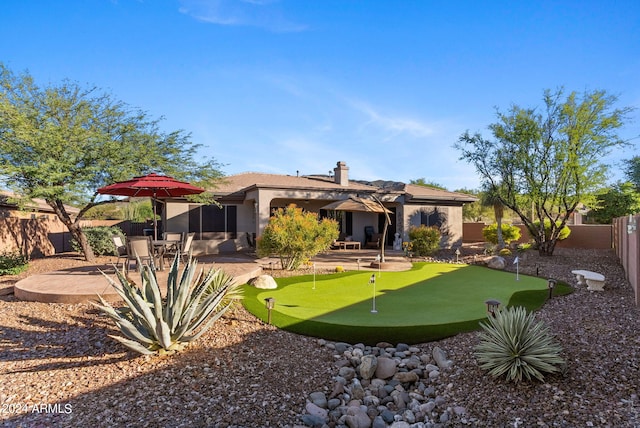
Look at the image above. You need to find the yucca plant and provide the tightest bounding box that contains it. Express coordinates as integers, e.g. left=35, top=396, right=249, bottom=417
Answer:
left=94, top=254, right=242, bottom=355
left=475, top=306, right=565, bottom=382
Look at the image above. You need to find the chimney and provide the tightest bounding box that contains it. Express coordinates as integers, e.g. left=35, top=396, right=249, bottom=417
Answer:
left=334, top=161, right=349, bottom=186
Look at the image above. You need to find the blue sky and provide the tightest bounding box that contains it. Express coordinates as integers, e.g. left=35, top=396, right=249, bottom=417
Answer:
left=1, top=0, right=639, bottom=190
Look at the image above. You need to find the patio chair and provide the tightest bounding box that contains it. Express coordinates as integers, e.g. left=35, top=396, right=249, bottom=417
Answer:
left=163, top=232, right=195, bottom=264
left=127, top=236, right=155, bottom=272
left=181, top=232, right=195, bottom=261
left=111, top=235, right=128, bottom=269
left=162, top=232, right=183, bottom=252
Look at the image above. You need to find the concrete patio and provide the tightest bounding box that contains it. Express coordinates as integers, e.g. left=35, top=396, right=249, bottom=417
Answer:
left=12, top=250, right=412, bottom=304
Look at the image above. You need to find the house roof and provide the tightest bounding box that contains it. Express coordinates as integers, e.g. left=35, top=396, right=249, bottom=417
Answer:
left=212, top=172, right=378, bottom=197
left=211, top=171, right=478, bottom=205
left=402, top=184, right=478, bottom=204
left=0, top=190, right=80, bottom=215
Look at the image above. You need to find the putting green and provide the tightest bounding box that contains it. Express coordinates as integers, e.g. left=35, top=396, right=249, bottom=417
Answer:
left=242, top=262, right=570, bottom=345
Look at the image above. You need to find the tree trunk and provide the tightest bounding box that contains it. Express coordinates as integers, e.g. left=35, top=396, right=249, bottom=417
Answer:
left=47, top=198, right=96, bottom=262
left=496, top=217, right=504, bottom=249
left=380, top=217, right=389, bottom=263
left=495, top=204, right=504, bottom=249
left=68, top=223, right=96, bottom=262
left=536, top=238, right=557, bottom=256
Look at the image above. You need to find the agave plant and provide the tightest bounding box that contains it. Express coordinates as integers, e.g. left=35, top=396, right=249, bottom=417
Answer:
left=475, top=306, right=565, bottom=382
left=94, top=254, right=242, bottom=355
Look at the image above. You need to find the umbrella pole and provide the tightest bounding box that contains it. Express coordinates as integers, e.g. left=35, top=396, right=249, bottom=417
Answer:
left=153, top=192, right=158, bottom=241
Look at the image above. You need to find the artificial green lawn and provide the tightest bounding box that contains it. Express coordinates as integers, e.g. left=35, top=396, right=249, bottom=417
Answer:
left=242, top=262, right=572, bottom=345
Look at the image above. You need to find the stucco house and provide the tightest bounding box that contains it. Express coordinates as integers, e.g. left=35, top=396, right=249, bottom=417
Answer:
left=163, top=161, right=477, bottom=253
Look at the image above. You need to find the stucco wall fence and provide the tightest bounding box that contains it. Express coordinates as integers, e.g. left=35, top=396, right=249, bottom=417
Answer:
left=613, top=215, right=640, bottom=306
left=463, top=222, right=613, bottom=249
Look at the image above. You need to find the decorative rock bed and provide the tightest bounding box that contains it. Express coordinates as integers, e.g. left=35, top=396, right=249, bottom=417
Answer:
left=300, top=341, right=465, bottom=427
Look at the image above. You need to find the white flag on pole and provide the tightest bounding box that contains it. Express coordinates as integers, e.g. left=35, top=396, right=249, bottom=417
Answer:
left=513, top=256, right=519, bottom=265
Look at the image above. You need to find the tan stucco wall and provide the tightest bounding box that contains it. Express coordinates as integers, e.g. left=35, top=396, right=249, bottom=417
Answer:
left=164, top=192, right=465, bottom=251
left=463, top=222, right=613, bottom=249
left=164, top=201, right=191, bottom=233
left=401, top=204, right=464, bottom=248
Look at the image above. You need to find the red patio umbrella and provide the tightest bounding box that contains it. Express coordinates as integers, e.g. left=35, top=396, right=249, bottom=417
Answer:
left=97, top=173, right=205, bottom=240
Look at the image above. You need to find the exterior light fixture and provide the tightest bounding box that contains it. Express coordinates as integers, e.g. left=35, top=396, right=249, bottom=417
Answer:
left=455, top=248, right=461, bottom=263
left=628, top=214, right=637, bottom=234
left=547, top=279, right=557, bottom=299
left=484, top=299, right=501, bottom=318
left=264, top=297, right=275, bottom=324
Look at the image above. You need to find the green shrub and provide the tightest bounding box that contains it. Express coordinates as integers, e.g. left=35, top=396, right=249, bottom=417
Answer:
left=532, top=219, right=571, bottom=240
left=498, top=248, right=512, bottom=256
left=517, top=242, right=533, bottom=252
left=0, top=250, right=29, bottom=275
left=408, top=225, right=441, bottom=256
left=475, top=306, right=565, bottom=382
left=71, top=226, right=125, bottom=256
left=482, top=223, right=522, bottom=245
left=257, top=204, right=339, bottom=270
left=94, top=255, right=242, bottom=355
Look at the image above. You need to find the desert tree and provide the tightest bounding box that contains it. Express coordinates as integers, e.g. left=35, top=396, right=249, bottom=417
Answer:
left=0, top=64, right=223, bottom=261
left=589, top=181, right=640, bottom=224
left=456, top=88, right=633, bottom=255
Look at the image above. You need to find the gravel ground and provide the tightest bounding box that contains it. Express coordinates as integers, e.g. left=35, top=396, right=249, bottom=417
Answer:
left=1, top=249, right=639, bottom=427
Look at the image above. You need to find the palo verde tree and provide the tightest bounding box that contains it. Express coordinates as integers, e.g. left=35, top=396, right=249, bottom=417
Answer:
left=257, top=204, right=339, bottom=270
left=0, top=64, right=223, bottom=262
left=456, top=88, right=633, bottom=255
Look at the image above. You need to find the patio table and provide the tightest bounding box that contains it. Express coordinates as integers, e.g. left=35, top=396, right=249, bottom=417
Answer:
left=334, top=241, right=361, bottom=250
left=152, top=239, right=181, bottom=270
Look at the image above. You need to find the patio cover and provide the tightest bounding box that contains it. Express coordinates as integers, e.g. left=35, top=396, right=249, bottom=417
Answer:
left=320, top=196, right=392, bottom=213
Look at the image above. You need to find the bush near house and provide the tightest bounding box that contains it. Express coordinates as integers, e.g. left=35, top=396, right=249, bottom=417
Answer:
left=408, top=225, right=441, bottom=256
left=257, top=204, right=339, bottom=270
left=0, top=250, right=28, bottom=275
left=532, top=219, right=571, bottom=241
left=71, top=226, right=125, bottom=256
left=482, top=223, right=522, bottom=245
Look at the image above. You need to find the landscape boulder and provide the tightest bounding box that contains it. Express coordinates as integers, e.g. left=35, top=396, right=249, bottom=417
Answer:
left=487, top=256, right=506, bottom=270
left=249, top=275, right=278, bottom=289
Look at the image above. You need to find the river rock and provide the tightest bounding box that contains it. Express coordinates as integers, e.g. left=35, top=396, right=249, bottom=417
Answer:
left=340, top=366, right=357, bottom=381
left=393, top=371, right=419, bottom=383
left=375, top=357, right=397, bottom=379
left=345, top=406, right=372, bottom=428
left=305, top=401, right=328, bottom=419
left=359, top=355, right=378, bottom=379
left=309, top=391, right=327, bottom=409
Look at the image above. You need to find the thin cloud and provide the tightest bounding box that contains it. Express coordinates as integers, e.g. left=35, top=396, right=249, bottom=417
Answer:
left=178, top=0, right=307, bottom=32
left=348, top=99, right=435, bottom=139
